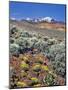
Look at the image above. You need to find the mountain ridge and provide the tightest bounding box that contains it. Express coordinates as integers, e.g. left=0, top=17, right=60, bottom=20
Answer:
left=10, top=17, right=65, bottom=31
left=10, top=17, right=65, bottom=24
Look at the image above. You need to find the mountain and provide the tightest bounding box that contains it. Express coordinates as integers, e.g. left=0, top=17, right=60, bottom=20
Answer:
left=10, top=16, right=65, bottom=31
left=21, top=17, right=56, bottom=23
left=10, top=17, right=65, bottom=40
left=38, top=17, right=55, bottom=22
left=10, top=17, right=65, bottom=24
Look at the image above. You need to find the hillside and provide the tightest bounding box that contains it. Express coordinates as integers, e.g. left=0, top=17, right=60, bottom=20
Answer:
left=10, top=19, right=65, bottom=40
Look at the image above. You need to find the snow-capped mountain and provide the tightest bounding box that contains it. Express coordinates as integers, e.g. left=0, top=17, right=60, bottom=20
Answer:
left=24, top=17, right=55, bottom=23
left=10, top=17, right=64, bottom=24
left=26, top=17, right=32, bottom=21
left=11, top=17, right=16, bottom=20
left=10, top=16, right=65, bottom=32
left=40, top=17, right=55, bottom=22
left=25, top=18, right=39, bottom=22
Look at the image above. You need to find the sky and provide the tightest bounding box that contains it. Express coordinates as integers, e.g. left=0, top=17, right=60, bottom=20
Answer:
left=9, top=1, right=66, bottom=22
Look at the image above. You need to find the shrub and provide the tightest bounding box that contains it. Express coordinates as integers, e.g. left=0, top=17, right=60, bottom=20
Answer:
left=43, top=74, right=54, bottom=86
left=34, top=53, right=45, bottom=64
left=17, top=81, right=27, bottom=87
left=48, top=42, right=65, bottom=77
left=32, top=64, right=41, bottom=72
left=20, top=71, right=27, bottom=77
left=41, top=65, right=49, bottom=71
left=20, top=61, right=29, bottom=71
left=20, top=31, right=32, bottom=37
left=10, top=26, right=18, bottom=34
left=30, top=77, right=39, bottom=85
left=10, top=43, right=20, bottom=56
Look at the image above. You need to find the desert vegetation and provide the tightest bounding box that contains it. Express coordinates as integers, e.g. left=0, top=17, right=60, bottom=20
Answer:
left=9, top=27, right=66, bottom=88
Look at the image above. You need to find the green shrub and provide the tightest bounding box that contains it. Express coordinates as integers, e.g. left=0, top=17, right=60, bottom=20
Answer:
left=43, top=74, right=54, bottom=86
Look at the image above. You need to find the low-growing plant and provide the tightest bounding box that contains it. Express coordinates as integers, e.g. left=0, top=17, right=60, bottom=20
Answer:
left=10, top=28, right=66, bottom=88
left=16, top=81, right=27, bottom=87
left=30, top=77, right=40, bottom=85
left=32, top=64, right=41, bottom=72
left=20, top=61, right=29, bottom=71
left=20, top=71, right=27, bottom=77
left=41, top=65, right=49, bottom=71
left=43, top=74, right=55, bottom=86
left=34, top=53, right=45, bottom=64
left=48, top=42, right=65, bottom=77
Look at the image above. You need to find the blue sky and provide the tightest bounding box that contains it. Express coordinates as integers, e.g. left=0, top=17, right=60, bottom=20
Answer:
left=9, top=1, right=66, bottom=22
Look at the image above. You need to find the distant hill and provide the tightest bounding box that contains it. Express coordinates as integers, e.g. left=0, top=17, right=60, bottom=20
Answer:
left=10, top=17, right=65, bottom=31
left=10, top=18, right=65, bottom=40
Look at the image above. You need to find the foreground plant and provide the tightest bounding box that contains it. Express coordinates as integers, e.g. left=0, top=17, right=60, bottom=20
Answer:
left=10, top=27, right=66, bottom=88
left=43, top=74, right=55, bottom=86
